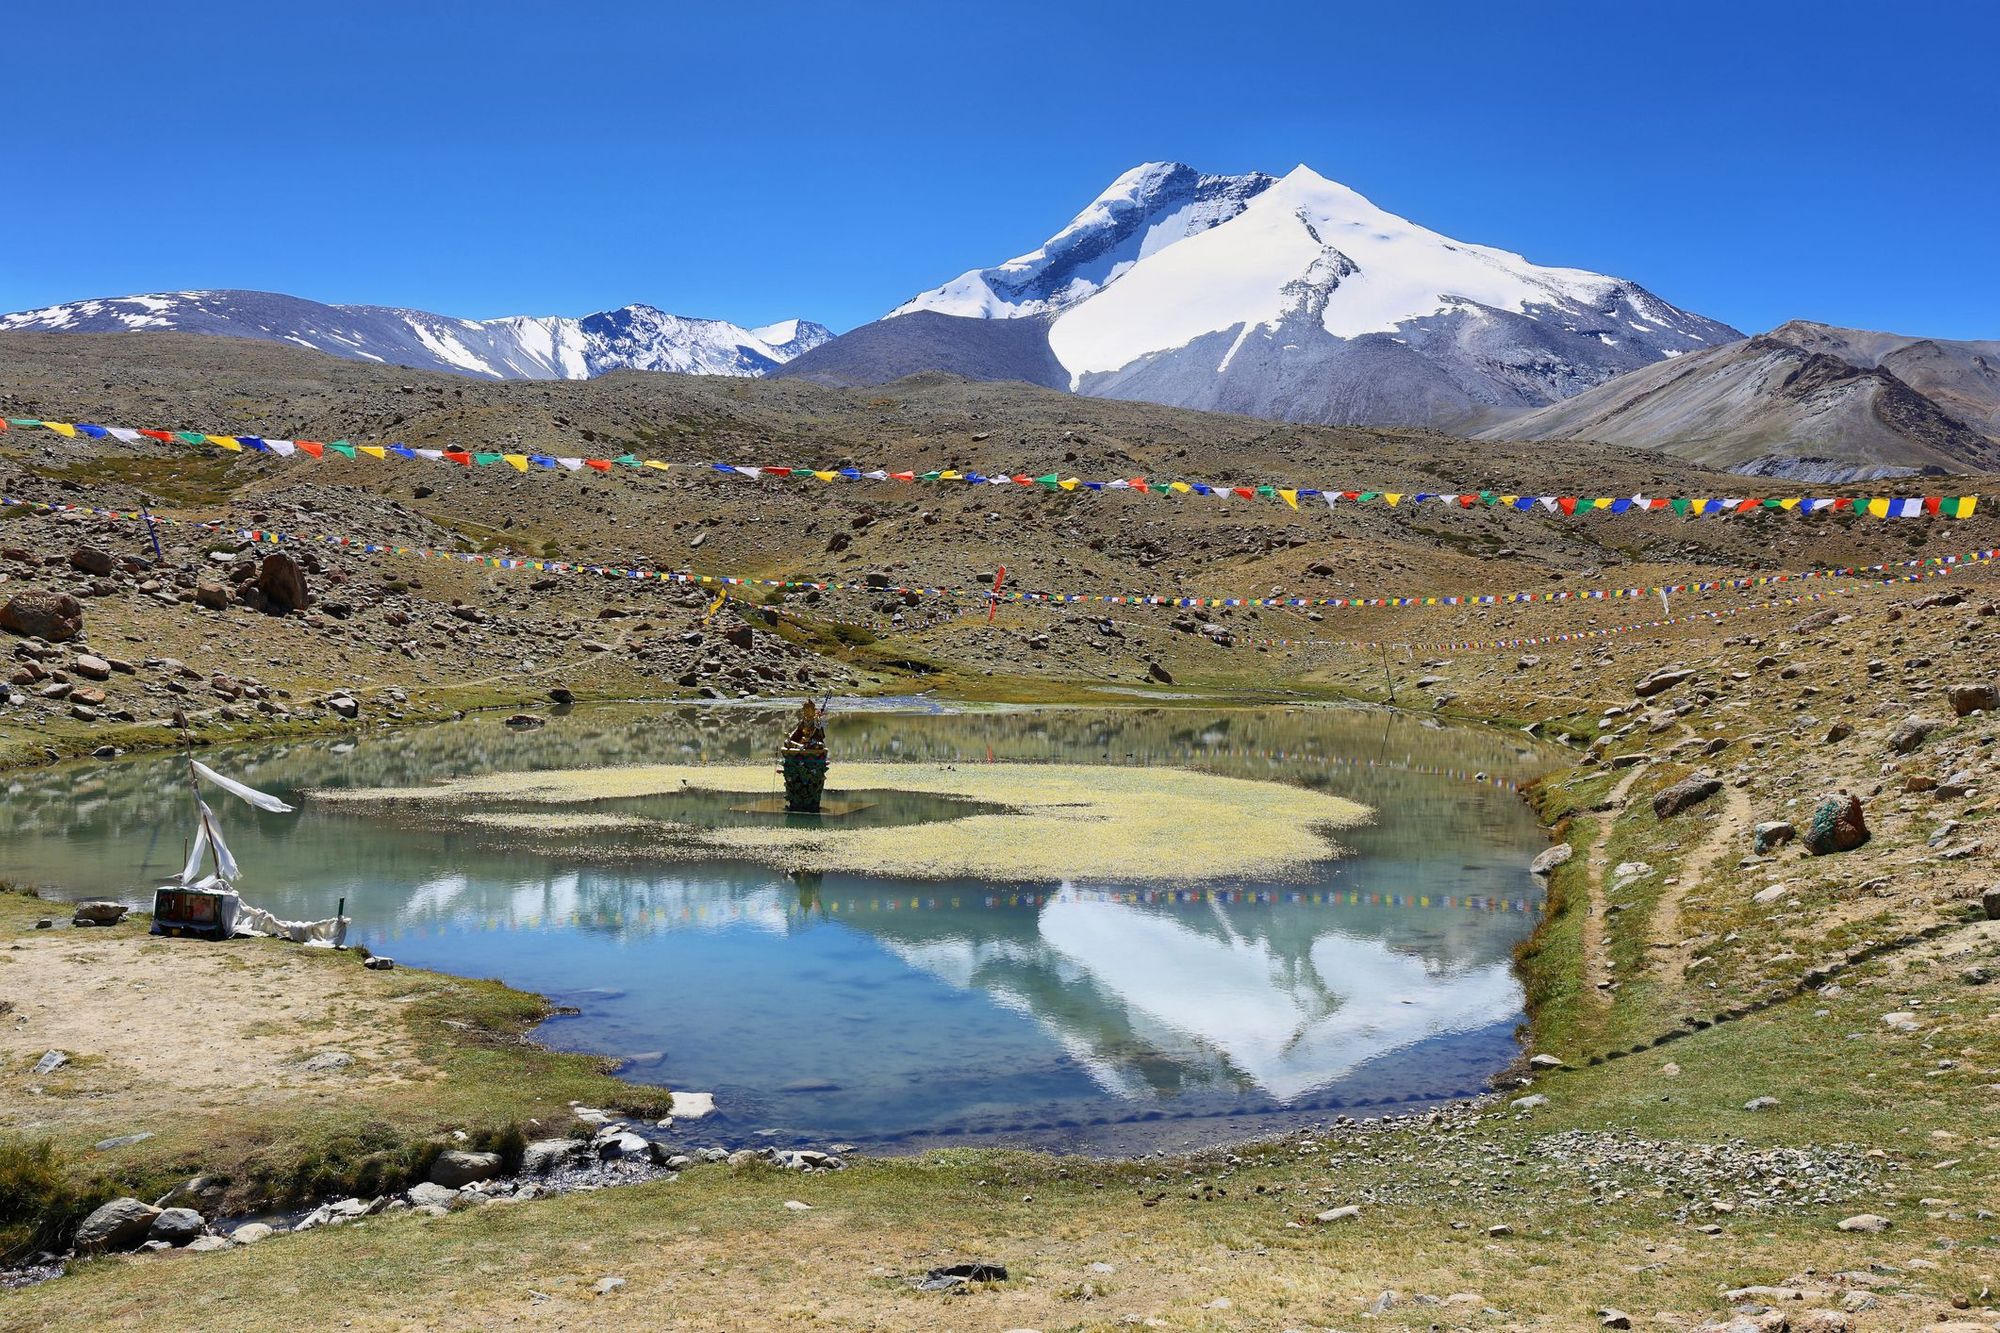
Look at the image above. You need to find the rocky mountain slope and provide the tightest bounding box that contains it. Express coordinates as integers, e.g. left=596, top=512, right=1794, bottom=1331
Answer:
left=781, top=162, right=1740, bottom=431
left=0, top=290, right=831, bottom=382
left=1486, top=321, right=2000, bottom=479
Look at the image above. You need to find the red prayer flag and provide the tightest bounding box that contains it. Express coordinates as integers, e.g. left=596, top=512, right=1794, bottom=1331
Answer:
left=1232, top=487, right=1255, bottom=499
left=442, top=449, right=471, bottom=465
left=1557, top=496, right=1578, bottom=515
left=584, top=458, right=612, bottom=473
left=298, top=441, right=325, bottom=458
left=139, top=429, right=176, bottom=442
left=891, top=471, right=916, bottom=482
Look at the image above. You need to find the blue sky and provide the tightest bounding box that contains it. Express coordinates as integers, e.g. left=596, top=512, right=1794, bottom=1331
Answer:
left=6, top=1, right=1996, bottom=338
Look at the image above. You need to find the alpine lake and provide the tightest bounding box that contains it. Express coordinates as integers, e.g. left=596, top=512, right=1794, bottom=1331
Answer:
left=4, top=702, right=1557, bottom=1154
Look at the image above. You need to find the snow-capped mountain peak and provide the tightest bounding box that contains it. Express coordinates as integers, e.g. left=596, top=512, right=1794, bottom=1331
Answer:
left=889, top=161, right=1276, bottom=320
left=0, top=290, right=832, bottom=383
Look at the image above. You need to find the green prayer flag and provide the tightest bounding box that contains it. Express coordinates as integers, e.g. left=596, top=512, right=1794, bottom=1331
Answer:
left=1670, top=498, right=1692, bottom=515
left=919, top=470, right=942, bottom=482
left=329, top=443, right=357, bottom=459
left=1358, top=491, right=1381, bottom=503
left=5, top=418, right=42, bottom=427
left=474, top=451, right=502, bottom=466
left=614, top=454, right=640, bottom=468
left=1036, top=473, right=1059, bottom=487
left=176, top=431, right=206, bottom=445
left=1255, top=484, right=1276, bottom=498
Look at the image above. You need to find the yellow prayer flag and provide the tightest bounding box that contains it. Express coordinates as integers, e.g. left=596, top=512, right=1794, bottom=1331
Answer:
left=642, top=460, right=671, bottom=471
left=1960, top=497, right=1979, bottom=517
left=1383, top=492, right=1402, bottom=506
left=205, top=434, right=243, bottom=451
left=1058, top=478, right=1079, bottom=491
left=1866, top=498, right=1889, bottom=518
left=1168, top=481, right=1191, bottom=494
left=1778, top=497, right=1801, bottom=511
left=42, top=421, right=77, bottom=438
left=504, top=454, right=530, bottom=472
left=358, top=445, right=388, bottom=460
left=1592, top=497, right=1613, bottom=510
left=1279, top=488, right=1299, bottom=509
left=939, top=469, right=962, bottom=481
left=814, top=470, right=838, bottom=482
left=1498, top=495, right=1518, bottom=506
left=702, top=590, right=727, bottom=621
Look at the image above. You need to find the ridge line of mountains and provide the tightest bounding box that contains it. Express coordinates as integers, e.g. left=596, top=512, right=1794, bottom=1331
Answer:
left=6, top=161, right=1995, bottom=480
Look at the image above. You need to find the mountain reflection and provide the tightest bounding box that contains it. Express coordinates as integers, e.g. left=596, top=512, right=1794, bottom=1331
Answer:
left=4, top=703, right=1556, bottom=1147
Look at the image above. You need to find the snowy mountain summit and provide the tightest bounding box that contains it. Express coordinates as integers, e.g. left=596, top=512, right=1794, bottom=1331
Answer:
left=0, top=290, right=831, bottom=382
left=787, top=162, right=1739, bottom=429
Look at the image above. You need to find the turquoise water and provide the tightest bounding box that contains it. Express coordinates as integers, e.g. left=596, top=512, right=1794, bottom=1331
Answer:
left=3, top=703, right=1554, bottom=1152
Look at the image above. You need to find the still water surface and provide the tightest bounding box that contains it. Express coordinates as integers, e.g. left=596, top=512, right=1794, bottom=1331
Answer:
left=4, top=704, right=1554, bottom=1152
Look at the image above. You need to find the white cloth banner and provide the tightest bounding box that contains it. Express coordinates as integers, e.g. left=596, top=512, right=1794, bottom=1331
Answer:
left=192, top=760, right=294, bottom=813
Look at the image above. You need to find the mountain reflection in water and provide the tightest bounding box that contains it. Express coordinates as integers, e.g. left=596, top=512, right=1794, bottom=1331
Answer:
left=3, top=703, right=1556, bottom=1151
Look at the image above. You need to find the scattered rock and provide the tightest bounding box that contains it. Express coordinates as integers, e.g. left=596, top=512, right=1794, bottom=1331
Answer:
left=405, top=1182, right=461, bottom=1209
left=1313, top=1205, right=1361, bottom=1223
left=257, top=552, right=312, bottom=613
left=1600, top=1311, right=1632, bottom=1330
left=1803, top=791, right=1870, bottom=855
left=70, top=899, right=128, bottom=926
left=0, top=590, right=85, bottom=641
left=1146, top=661, right=1173, bottom=684
left=69, top=546, right=117, bottom=576
left=1753, top=820, right=1795, bottom=854
left=1634, top=666, right=1695, bottom=698
left=32, top=1050, right=68, bottom=1075
left=363, top=955, right=396, bottom=970
left=1654, top=773, right=1722, bottom=818
left=1888, top=714, right=1948, bottom=753
left=592, top=1276, right=627, bottom=1296
left=503, top=713, right=546, bottom=729
left=74, top=1197, right=162, bottom=1252
left=1511, top=1093, right=1549, bottom=1111
left=669, top=1090, right=715, bottom=1120
left=1836, top=1212, right=1892, bottom=1232
left=1945, top=682, right=1997, bottom=716
left=1982, top=887, right=2000, bottom=921
left=148, top=1207, right=206, bottom=1246
left=1743, top=1096, right=1780, bottom=1111
left=429, top=1149, right=502, bottom=1187
left=194, top=583, right=229, bottom=610
left=1530, top=843, right=1574, bottom=875
left=521, top=1138, right=583, bottom=1175
left=229, top=1222, right=274, bottom=1245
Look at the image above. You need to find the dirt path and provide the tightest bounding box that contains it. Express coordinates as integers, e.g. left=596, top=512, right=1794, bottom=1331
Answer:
left=1652, top=781, right=1754, bottom=986
left=1580, top=761, right=1651, bottom=1001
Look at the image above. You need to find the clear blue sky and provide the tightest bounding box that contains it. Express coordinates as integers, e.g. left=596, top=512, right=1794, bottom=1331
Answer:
left=7, top=0, right=1996, bottom=338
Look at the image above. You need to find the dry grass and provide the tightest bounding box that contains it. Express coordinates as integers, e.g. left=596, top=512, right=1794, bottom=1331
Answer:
left=319, top=761, right=1371, bottom=881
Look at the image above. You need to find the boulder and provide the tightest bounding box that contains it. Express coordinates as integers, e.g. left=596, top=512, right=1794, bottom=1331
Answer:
left=69, top=546, right=117, bottom=577
left=74, top=1197, right=162, bottom=1252
left=1653, top=774, right=1722, bottom=819
left=1753, top=821, right=1795, bottom=854
left=71, top=900, right=128, bottom=926
left=1, top=590, right=85, bottom=642
left=1530, top=843, right=1573, bottom=875
left=1945, top=682, right=1998, bottom=716
left=521, top=1138, right=584, bottom=1175
left=1888, top=714, right=1948, bottom=753
left=1634, top=666, right=1695, bottom=698
left=723, top=624, right=754, bottom=650
left=148, top=1207, right=206, bottom=1246
left=405, top=1182, right=460, bottom=1209
left=1803, top=792, right=1870, bottom=856
left=1836, top=1213, right=1892, bottom=1232
left=256, top=552, right=311, bottom=613
left=228, top=1221, right=274, bottom=1245
left=429, top=1150, right=502, bottom=1188
left=1982, top=887, right=2000, bottom=921
left=72, top=654, right=112, bottom=680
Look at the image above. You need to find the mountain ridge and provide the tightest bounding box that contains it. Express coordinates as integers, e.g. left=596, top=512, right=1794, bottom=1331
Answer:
left=0, top=289, right=831, bottom=382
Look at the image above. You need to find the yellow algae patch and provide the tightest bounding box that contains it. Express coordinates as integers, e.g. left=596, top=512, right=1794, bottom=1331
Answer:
left=461, top=811, right=651, bottom=833
left=320, top=762, right=1370, bottom=882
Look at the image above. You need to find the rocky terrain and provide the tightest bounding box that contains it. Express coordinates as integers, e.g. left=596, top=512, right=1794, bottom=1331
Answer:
left=4, top=330, right=2000, bottom=1329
